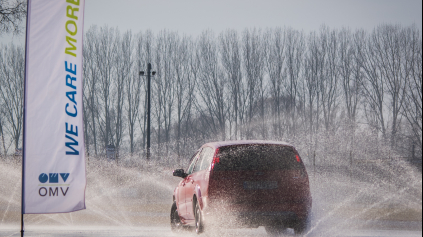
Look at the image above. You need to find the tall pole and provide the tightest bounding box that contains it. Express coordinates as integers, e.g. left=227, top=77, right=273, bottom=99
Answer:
left=147, top=63, right=151, bottom=161
left=139, top=64, right=154, bottom=161
left=21, top=1, right=30, bottom=236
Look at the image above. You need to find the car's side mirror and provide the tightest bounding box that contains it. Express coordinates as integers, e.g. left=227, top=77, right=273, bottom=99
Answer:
left=173, top=169, right=187, bottom=178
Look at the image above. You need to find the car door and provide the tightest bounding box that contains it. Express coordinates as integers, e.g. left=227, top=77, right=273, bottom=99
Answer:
left=178, top=150, right=201, bottom=221
left=184, top=147, right=215, bottom=220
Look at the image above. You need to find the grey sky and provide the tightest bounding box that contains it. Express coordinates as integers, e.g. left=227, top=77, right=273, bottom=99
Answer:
left=1, top=0, right=422, bottom=44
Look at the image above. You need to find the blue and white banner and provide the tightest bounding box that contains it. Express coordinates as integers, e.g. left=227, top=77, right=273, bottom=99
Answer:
left=23, top=0, right=86, bottom=214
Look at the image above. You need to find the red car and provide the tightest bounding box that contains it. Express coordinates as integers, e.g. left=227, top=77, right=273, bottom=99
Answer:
left=171, top=140, right=312, bottom=235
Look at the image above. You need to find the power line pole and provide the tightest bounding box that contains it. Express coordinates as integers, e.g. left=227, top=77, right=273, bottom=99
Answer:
left=140, top=63, right=156, bottom=161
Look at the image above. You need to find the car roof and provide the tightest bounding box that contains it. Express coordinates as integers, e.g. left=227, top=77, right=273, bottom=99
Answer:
left=202, top=140, right=295, bottom=150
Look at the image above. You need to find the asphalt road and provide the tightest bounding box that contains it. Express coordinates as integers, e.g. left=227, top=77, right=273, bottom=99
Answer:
left=1, top=226, right=422, bottom=237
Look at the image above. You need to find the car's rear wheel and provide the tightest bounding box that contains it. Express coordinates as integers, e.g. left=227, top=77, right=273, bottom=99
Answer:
left=170, top=202, right=183, bottom=233
left=293, top=217, right=310, bottom=235
left=194, top=202, right=204, bottom=234
left=265, top=225, right=286, bottom=236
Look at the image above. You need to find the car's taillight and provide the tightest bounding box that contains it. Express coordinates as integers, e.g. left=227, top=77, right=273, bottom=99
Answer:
left=211, top=148, right=220, bottom=171
left=296, top=154, right=301, bottom=163
left=208, top=148, right=220, bottom=200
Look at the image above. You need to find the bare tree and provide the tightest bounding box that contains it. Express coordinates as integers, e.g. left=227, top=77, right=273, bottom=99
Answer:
left=263, top=28, right=287, bottom=138
left=372, top=24, right=410, bottom=147
left=83, top=27, right=100, bottom=156
left=220, top=29, right=243, bottom=139
left=196, top=30, right=228, bottom=140
left=111, top=30, right=133, bottom=157
left=153, top=30, right=178, bottom=156
left=0, top=53, right=4, bottom=157
left=181, top=38, right=201, bottom=150
left=173, top=36, right=196, bottom=158
left=124, top=33, right=143, bottom=155
left=0, top=44, right=24, bottom=151
left=355, top=28, right=388, bottom=140
left=304, top=31, right=322, bottom=134
left=338, top=28, right=361, bottom=124
left=402, top=26, right=422, bottom=148
left=0, top=0, right=26, bottom=35
left=285, top=28, right=305, bottom=135
left=0, top=101, right=8, bottom=157
left=320, top=27, right=340, bottom=131
left=94, top=26, right=119, bottom=152
left=242, top=28, right=265, bottom=138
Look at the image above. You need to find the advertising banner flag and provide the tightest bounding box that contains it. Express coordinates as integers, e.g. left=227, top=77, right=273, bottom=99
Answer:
left=23, top=0, right=86, bottom=214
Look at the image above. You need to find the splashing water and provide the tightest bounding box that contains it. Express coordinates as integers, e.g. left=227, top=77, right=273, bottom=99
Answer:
left=0, top=151, right=421, bottom=236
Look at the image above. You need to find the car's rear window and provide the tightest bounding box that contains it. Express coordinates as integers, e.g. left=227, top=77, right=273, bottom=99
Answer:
left=215, top=145, right=303, bottom=171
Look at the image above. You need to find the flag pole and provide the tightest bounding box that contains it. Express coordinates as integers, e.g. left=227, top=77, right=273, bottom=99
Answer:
left=21, top=0, right=30, bottom=236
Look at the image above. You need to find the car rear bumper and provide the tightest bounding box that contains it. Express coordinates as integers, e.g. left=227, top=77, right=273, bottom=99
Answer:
left=237, top=211, right=299, bottom=226
left=201, top=196, right=311, bottom=227
left=203, top=209, right=303, bottom=228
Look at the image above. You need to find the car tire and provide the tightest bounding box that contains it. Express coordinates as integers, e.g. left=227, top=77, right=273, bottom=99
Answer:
left=170, top=202, right=183, bottom=233
left=265, top=225, right=285, bottom=236
left=293, top=217, right=310, bottom=235
left=194, top=201, right=204, bottom=234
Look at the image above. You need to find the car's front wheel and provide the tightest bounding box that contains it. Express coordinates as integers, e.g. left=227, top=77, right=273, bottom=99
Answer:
left=194, top=202, right=204, bottom=234
left=170, top=202, right=183, bottom=233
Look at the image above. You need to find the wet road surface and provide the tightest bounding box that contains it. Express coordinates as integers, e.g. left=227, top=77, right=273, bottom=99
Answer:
left=1, top=225, right=422, bottom=237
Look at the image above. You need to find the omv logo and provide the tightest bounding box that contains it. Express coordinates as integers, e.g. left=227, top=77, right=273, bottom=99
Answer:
left=38, top=173, right=70, bottom=197
left=38, top=173, right=70, bottom=183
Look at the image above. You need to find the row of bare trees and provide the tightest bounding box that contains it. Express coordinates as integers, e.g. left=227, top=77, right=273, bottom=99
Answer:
left=0, top=24, right=421, bottom=162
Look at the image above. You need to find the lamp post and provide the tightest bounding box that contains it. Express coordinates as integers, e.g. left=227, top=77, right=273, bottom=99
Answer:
left=140, top=63, right=156, bottom=160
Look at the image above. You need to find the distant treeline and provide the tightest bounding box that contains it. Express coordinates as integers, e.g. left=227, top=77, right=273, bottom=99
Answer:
left=0, top=24, right=421, bottom=163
